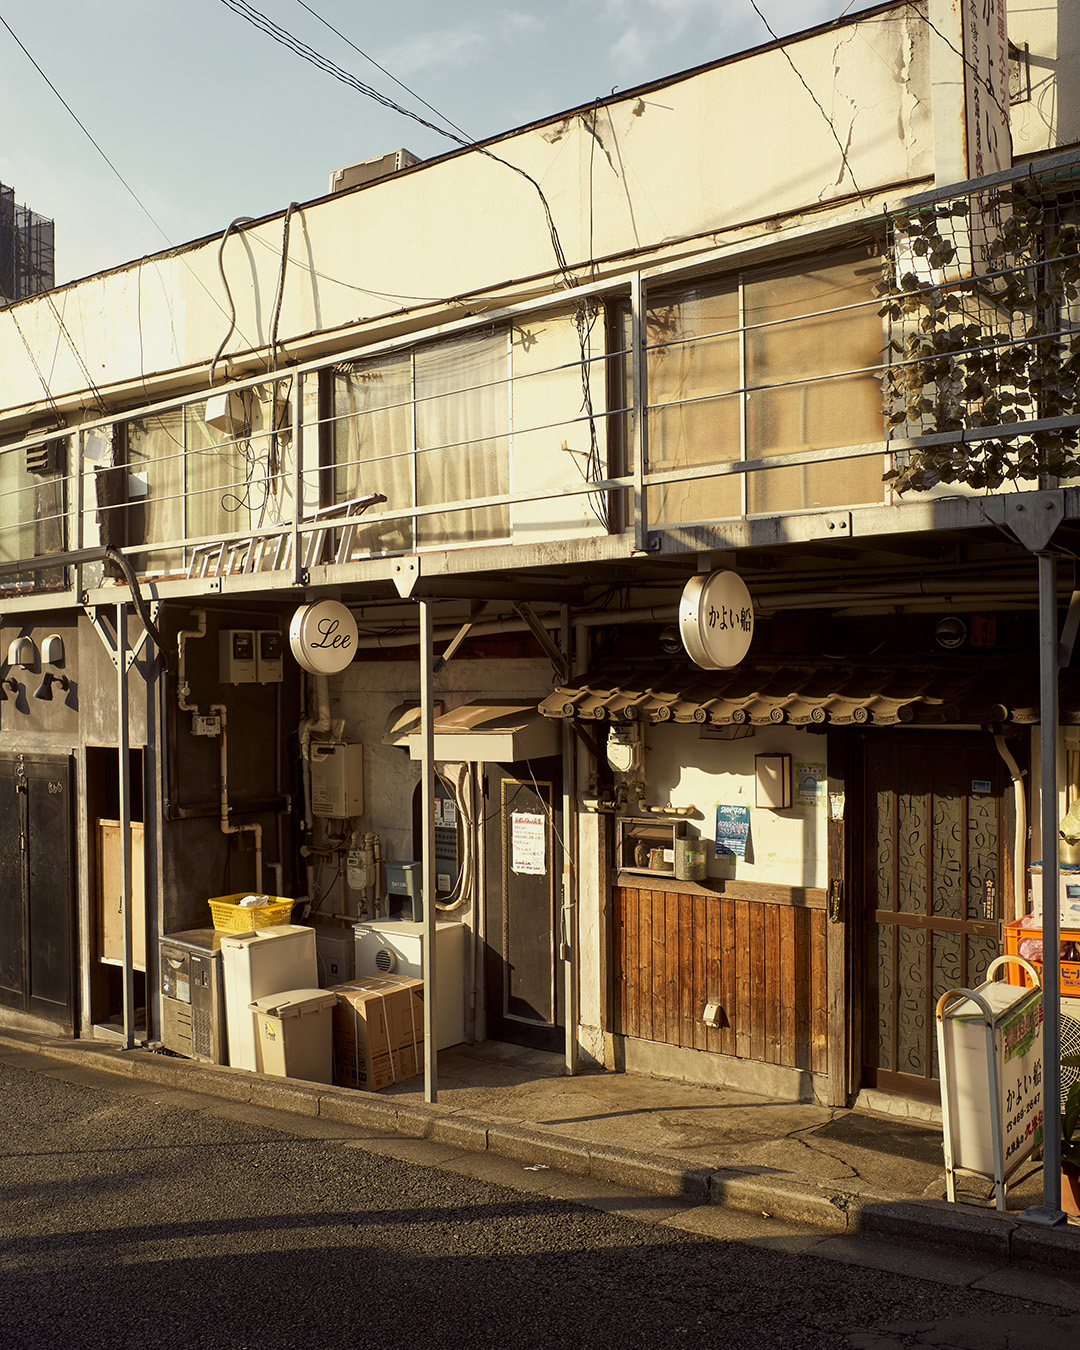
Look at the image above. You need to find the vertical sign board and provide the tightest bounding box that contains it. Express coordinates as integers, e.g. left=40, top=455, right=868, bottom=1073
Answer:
left=962, top=0, right=1011, bottom=180
left=938, top=976, right=1043, bottom=1209
left=929, top=0, right=1011, bottom=186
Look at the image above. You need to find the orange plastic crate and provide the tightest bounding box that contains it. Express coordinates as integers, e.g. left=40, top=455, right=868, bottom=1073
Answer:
left=1003, top=917, right=1080, bottom=995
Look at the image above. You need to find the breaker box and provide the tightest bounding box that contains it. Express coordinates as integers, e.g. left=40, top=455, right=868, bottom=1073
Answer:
left=310, top=742, right=364, bottom=817
left=257, top=630, right=284, bottom=683
left=220, top=629, right=256, bottom=684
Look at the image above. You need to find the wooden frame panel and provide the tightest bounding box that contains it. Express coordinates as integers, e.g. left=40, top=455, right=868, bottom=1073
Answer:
left=610, top=880, right=829, bottom=1074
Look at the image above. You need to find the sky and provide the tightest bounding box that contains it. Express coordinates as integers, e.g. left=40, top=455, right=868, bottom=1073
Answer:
left=0, top=1, right=878, bottom=285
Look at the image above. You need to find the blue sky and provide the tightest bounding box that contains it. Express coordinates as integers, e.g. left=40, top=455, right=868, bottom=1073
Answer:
left=0, top=1, right=875, bottom=283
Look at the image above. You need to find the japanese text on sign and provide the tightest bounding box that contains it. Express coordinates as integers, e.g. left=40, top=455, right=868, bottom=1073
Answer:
left=1001, top=996, right=1045, bottom=1167
left=707, top=604, right=753, bottom=634
left=511, top=811, right=546, bottom=876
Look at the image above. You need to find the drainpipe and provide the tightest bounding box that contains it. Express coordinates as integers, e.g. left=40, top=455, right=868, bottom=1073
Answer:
left=177, top=609, right=207, bottom=713
left=299, top=674, right=332, bottom=824
left=209, top=702, right=263, bottom=893
left=994, top=736, right=1026, bottom=923
left=298, top=673, right=333, bottom=903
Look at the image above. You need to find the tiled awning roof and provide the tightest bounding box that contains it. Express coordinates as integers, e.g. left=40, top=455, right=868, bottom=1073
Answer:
left=538, top=660, right=1070, bottom=728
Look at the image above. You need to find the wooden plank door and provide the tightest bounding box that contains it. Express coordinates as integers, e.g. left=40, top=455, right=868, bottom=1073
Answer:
left=483, top=756, right=563, bottom=1051
left=862, top=734, right=1004, bottom=1098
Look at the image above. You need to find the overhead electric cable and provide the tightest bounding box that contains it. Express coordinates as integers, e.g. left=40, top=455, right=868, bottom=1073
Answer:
left=217, top=0, right=572, bottom=281
left=0, top=13, right=171, bottom=249
left=293, top=0, right=473, bottom=142
left=0, top=11, right=265, bottom=401
left=747, top=0, right=863, bottom=198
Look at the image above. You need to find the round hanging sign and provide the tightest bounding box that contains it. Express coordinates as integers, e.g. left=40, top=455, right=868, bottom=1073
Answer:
left=678, top=571, right=754, bottom=670
left=289, top=600, right=358, bottom=674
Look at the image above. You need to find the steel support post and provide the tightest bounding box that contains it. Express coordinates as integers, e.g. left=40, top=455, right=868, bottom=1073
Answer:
left=561, top=605, right=578, bottom=1076
left=420, top=598, right=437, bottom=1103
left=1039, top=550, right=1063, bottom=1213
left=117, top=602, right=135, bottom=1050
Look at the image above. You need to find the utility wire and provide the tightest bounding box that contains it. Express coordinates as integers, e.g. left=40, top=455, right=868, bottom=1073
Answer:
left=0, top=11, right=265, bottom=404
left=293, top=0, right=473, bottom=143
left=747, top=0, right=863, bottom=198
left=0, top=13, right=172, bottom=253
left=218, top=0, right=573, bottom=281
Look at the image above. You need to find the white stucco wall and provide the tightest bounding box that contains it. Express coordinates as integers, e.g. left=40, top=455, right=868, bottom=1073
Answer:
left=633, top=721, right=829, bottom=889
left=1, top=7, right=933, bottom=420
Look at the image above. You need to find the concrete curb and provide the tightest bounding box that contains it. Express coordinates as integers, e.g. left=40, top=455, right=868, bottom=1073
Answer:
left=6, top=1029, right=1080, bottom=1273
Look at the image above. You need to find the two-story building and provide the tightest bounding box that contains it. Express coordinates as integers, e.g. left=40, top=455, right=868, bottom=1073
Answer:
left=3, top=0, right=1080, bottom=1112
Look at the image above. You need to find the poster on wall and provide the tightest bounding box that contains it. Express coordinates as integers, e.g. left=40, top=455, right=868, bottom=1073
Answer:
left=796, top=762, right=825, bottom=805
left=511, top=811, right=546, bottom=875
left=715, top=804, right=750, bottom=859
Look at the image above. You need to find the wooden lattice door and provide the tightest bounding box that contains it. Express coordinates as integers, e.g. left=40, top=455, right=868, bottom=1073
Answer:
left=863, top=734, right=1004, bottom=1098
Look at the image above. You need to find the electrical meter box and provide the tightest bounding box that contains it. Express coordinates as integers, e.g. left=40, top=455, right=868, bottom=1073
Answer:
left=311, top=742, right=364, bottom=817
left=220, top=629, right=257, bottom=684
left=257, top=629, right=284, bottom=684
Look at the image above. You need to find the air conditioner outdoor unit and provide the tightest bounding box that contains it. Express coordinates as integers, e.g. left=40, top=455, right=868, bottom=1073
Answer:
left=1061, top=996, right=1080, bottom=1106
left=329, top=148, right=421, bottom=194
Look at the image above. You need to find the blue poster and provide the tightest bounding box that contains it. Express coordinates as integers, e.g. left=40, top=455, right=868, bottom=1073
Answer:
left=715, top=804, right=750, bottom=859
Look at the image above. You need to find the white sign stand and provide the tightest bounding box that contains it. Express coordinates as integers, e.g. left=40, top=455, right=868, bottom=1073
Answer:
left=936, top=955, right=1044, bottom=1213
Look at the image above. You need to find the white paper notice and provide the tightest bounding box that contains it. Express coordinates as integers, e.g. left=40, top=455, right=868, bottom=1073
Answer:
left=511, top=811, right=546, bottom=876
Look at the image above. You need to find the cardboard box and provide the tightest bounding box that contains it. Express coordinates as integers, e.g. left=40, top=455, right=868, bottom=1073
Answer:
left=330, top=975, right=425, bottom=1091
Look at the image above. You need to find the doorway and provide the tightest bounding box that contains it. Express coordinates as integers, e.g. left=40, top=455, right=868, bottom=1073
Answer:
left=483, top=756, right=564, bottom=1051
left=0, top=752, right=77, bottom=1028
left=862, top=733, right=1006, bottom=1098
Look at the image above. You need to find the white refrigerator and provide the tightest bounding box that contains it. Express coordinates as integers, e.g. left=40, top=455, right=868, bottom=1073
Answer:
left=353, top=918, right=465, bottom=1049
left=220, top=925, right=319, bottom=1071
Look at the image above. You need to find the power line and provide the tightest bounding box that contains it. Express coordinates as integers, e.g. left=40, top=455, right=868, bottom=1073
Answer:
left=0, top=13, right=173, bottom=251
left=0, top=11, right=268, bottom=404
left=293, top=0, right=473, bottom=143
left=747, top=0, right=863, bottom=199
left=218, top=0, right=573, bottom=281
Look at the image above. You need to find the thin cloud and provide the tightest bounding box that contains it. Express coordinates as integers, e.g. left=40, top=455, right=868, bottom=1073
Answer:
left=381, top=9, right=546, bottom=80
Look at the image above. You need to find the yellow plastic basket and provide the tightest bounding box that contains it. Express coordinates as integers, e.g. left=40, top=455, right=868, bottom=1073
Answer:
left=208, top=893, right=294, bottom=933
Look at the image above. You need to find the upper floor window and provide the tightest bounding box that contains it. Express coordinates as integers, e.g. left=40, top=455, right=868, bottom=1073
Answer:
left=120, top=396, right=279, bottom=576
left=629, top=248, right=886, bottom=524
left=331, top=328, right=510, bottom=551
left=0, top=437, right=66, bottom=586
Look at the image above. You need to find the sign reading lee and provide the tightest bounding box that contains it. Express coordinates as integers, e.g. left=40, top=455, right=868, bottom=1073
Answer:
left=289, top=599, right=358, bottom=674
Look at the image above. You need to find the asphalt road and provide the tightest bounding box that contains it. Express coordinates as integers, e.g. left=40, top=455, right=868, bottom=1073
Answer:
left=0, top=1052, right=1078, bottom=1350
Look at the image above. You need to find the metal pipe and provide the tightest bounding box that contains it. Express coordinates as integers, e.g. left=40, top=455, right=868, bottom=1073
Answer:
left=346, top=575, right=1060, bottom=651
left=117, top=602, right=135, bottom=1050
left=420, top=600, right=437, bottom=1103
left=995, top=736, right=1027, bottom=923
left=1038, top=551, right=1063, bottom=1214
left=177, top=609, right=207, bottom=713
left=561, top=605, right=578, bottom=1077
left=209, top=702, right=264, bottom=893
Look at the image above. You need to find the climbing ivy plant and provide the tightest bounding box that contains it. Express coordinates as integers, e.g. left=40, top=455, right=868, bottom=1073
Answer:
left=879, top=177, right=1080, bottom=492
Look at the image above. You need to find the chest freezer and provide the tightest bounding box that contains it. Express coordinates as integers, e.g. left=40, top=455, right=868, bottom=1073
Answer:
left=353, top=918, right=465, bottom=1049
left=220, top=924, right=318, bottom=1071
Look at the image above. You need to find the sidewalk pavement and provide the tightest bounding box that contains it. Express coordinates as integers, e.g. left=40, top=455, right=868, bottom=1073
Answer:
left=2, top=1024, right=1078, bottom=1280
